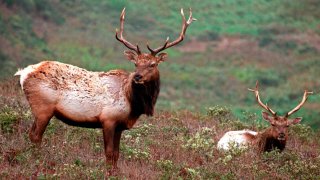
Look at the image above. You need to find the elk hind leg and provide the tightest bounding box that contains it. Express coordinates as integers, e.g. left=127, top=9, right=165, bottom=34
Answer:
left=29, top=106, right=54, bottom=144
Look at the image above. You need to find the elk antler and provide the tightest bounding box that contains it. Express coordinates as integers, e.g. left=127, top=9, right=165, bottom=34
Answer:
left=248, top=81, right=277, bottom=116
left=147, top=8, right=197, bottom=56
left=286, top=90, right=313, bottom=117
left=116, top=8, right=141, bottom=54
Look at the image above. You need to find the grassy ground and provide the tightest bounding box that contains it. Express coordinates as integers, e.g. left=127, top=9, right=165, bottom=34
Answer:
left=0, top=79, right=319, bottom=179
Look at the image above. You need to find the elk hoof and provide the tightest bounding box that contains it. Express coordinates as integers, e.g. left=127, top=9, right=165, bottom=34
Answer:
left=105, top=166, right=120, bottom=177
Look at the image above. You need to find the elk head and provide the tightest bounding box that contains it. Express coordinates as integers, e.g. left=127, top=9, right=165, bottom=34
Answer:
left=115, top=8, right=196, bottom=84
left=249, top=81, right=313, bottom=141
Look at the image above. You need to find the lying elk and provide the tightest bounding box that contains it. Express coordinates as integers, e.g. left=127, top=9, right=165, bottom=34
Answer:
left=218, top=81, right=313, bottom=153
left=15, top=8, right=196, bottom=169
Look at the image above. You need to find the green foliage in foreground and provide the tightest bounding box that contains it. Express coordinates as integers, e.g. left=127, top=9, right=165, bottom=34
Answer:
left=0, top=96, right=319, bottom=179
left=0, top=106, right=19, bottom=133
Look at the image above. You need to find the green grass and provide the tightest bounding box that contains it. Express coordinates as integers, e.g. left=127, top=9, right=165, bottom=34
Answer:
left=0, top=88, right=319, bottom=178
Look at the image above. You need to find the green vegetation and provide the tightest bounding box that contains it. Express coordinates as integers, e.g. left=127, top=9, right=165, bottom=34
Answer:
left=0, top=93, right=319, bottom=178
left=0, top=1, right=319, bottom=178
left=0, top=106, right=19, bottom=133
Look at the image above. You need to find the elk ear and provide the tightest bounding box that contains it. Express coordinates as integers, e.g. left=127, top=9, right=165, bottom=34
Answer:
left=290, top=117, right=302, bottom=125
left=157, top=53, right=168, bottom=62
left=262, top=111, right=271, bottom=122
left=124, top=50, right=137, bottom=62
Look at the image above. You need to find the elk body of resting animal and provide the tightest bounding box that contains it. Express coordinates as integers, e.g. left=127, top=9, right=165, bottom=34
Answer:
left=217, top=81, right=313, bottom=153
left=14, top=8, right=196, bottom=169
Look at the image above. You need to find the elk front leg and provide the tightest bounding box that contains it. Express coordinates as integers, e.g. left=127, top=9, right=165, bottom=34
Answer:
left=102, top=121, right=116, bottom=168
left=113, top=129, right=123, bottom=168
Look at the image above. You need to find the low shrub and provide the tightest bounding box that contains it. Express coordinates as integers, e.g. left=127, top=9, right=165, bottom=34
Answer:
left=182, top=127, right=215, bottom=158
left=0, top=106, right=19, bottom=133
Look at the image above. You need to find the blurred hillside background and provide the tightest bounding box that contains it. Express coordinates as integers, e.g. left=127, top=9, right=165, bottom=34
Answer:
left=0, top=0, right=319, bottom=128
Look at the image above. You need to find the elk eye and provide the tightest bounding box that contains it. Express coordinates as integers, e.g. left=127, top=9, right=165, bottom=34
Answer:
left=149, top=63, right=156, bottom=68
left=271, top=124, right=275, bottom=126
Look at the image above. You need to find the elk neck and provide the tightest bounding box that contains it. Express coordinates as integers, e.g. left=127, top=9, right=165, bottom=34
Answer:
left=256, top=127, right=286, bottom=153
left=125, top=73, right=160, bottom=119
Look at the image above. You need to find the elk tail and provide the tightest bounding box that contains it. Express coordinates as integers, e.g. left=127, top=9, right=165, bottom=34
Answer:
left=14, top=68, right=23, bottom=76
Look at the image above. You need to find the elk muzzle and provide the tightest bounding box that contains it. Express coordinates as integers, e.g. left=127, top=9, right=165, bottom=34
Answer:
left=278, top=132, right=286, bottom=141
left=133, top=73, right=143, bottom=84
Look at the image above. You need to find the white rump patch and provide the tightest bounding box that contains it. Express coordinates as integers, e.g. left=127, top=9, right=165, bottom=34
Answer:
left=217, top=130, right=257, bottom=151
left=14, top=62, right=44, bottom=89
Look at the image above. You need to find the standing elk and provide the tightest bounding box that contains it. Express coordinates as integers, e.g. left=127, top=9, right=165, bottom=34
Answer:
left=217, top=81, right=313, bottom=153
left=15, top=8, right=196, bottom=169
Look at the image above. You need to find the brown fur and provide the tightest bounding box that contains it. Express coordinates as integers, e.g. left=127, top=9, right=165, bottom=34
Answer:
left=127, top=77, right=160, bottom=118
left=250, top=128, right=287, bottom=154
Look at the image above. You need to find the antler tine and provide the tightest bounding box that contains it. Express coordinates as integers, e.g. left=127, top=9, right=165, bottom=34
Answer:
left=286, top=90, right=313, bottom=117
left=147, top=37, right=169, bottom=55
left=115, top=8, right=141, bottom=54
left=186, top=7, right=197, bottom=24
left=248, top=81, right=277, bottom=116
left=148, top=8, right=196, bottom=55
